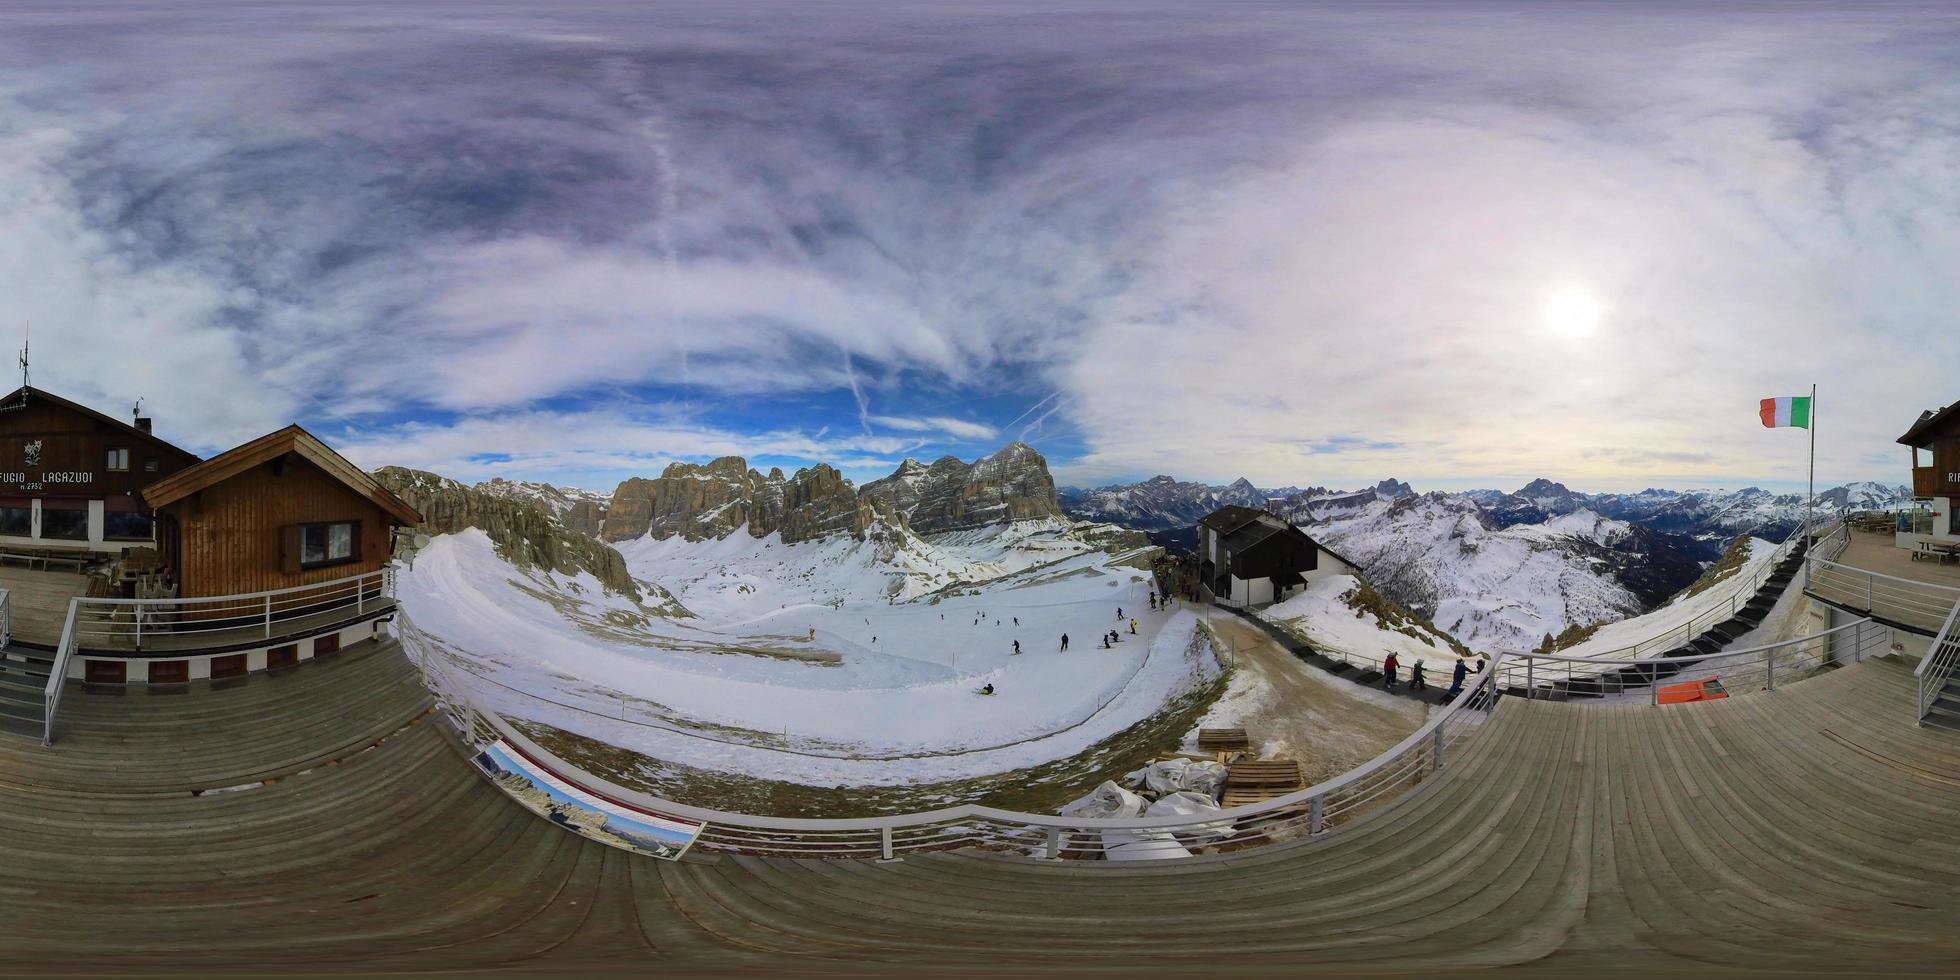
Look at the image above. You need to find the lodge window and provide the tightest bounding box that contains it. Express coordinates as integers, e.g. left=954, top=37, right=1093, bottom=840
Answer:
left=284, top=521, right=359, bottom=571
left=103, top=511, right=154, bottom=540
left=41, top=507, right=89, bottom=540
left=143, top=457, right=159, bottom=473
left=106, top=448, right=130, bottom=472
left=0, top=505, right=28, bottom=537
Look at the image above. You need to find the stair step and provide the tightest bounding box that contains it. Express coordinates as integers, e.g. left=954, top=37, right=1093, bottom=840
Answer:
left=0, top=699, right=45, bottom=726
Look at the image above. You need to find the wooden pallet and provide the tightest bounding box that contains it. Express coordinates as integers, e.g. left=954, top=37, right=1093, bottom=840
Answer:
left=1222, top=759, right=1304, bottom=808
left=1197, top=728, right=1250, bottom=755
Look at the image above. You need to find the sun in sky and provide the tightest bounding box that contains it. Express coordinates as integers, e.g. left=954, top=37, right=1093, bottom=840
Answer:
left=1542, top=285, right=1606, bottom=339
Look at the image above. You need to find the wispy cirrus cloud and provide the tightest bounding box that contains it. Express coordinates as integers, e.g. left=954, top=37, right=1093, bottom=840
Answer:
left=3, top=2, right=1957, bottom=493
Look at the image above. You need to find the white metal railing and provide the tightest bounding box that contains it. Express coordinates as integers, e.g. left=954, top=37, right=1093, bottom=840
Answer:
left=1495, top=617, right=1890, bottom=704
left=402, top=611, right=1503, bottom=860
left=0, top=587, right=10, bottom=649
left=1914, top=596, right=1960, bottom=725
left=1803, top=554, right=1960, bottom=634
left=1810, top=520, right=1850, bottom=563
left=1503, top=517, right=1823, bottom=667
left=38, top=568, right=396, bottom=744
left=44, top=600, right=78, bottom=746
left=66, top=568, right=395, bottom=652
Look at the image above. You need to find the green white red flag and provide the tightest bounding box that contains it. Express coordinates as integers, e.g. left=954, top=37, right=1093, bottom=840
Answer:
left=1759, top=396, right=1811, bottom=429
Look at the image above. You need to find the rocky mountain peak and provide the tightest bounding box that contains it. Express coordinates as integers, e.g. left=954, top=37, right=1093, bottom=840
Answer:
left=1374, top=478, right=1415, bottom=499
left=860, top=441, right=1063, bottom=534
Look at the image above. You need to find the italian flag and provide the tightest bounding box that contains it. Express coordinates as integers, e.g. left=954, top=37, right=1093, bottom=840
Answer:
left=1759, top=395, right=1811, bottom=429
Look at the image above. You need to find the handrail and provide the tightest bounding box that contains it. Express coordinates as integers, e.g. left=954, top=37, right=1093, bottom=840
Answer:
left=62, top=568, right=395, bottom=652
left=1914, top=595, right=1960, bottom=725
left=0, top=588, right=10, bottom=649
left=1498, top=617, right=1890, bottom=703
left=43, top=599, right=80, bottom=745
left=400, top=609, right=1504, bottom=856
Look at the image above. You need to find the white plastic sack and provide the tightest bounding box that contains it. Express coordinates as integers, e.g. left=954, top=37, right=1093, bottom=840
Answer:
left=1059, top=780, right=1148, bottom=819
left=1144, top=791, right=1234, bottom=840
left=1124, top=759, right=1229, bottom=800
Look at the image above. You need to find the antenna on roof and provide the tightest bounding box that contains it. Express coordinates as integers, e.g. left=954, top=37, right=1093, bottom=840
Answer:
left=16, top=321, right=26, bottom=391
left=133, top=397, right=144, bottom=420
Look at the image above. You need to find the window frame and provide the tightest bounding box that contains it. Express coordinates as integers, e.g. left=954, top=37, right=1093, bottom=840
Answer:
left=39, top=506, right=90, bottom=541
left=0, top=506, right=29, bottom=538
left=106, top=447, right=130, bottom=472
left=102, top=509, right=155, bottom=541
left=297, top=520, right=361, bottom=570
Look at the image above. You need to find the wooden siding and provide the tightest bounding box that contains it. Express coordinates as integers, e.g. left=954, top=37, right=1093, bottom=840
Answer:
left=159, top=453, right=395, bottom=600
left=0, top=395, right=198, bottom=500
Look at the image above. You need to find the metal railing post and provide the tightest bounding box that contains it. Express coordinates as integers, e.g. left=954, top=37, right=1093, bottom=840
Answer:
left=1431, top=727, right=1444, bottom=771
left=1308, top=796, right=1324, bottom=834
left=879, top=826, right=894, bottom=861
left=1766, top=650, right=1776, bottom=691
left=1526, top=658, right=1535, bottom=699
left=134, top=603, right=143, bottom=650
left=1043, top=827, right=1062, bottom=859
left=264, top=594, right=273, bottom=638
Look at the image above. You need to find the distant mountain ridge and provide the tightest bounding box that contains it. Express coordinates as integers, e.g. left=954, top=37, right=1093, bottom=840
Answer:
left=1061, top=473, right=1910, bottom=652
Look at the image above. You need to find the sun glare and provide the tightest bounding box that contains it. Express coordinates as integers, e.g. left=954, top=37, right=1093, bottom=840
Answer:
left=1542, top=285, right=1605, bottom=339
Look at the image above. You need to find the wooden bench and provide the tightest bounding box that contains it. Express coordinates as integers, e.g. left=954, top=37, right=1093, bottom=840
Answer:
left=0, top=545, right=93, bottom=573
left=1222, top=760, right=1304, bottom=808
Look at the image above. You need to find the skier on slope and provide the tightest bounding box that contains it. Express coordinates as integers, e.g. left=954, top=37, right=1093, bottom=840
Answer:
left=1012, top=640, right=1021, bottom=655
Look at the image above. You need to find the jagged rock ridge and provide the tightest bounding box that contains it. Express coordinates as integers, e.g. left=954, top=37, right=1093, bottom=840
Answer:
left=858, top=442, right=1063, bottom=534
left=375, top=467, right=645, bottom=600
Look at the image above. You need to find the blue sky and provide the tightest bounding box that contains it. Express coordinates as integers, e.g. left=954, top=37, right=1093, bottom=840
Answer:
left=3, top=2, right=1957, bottom=495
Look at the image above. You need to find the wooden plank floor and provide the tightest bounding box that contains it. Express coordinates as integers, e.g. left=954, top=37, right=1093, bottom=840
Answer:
left=0, top=564, right=90, bottom=646
left=0, top=642, right=1954, bottom=975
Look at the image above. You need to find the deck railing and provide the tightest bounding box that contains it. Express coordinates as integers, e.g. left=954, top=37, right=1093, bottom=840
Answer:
left=1914, top=597, right=1960, bottom=726
left=39, top=568, right=396, bottom=744
left=1499, top=517, right=1821, bottom=669
left=1803, top=553, right=1960, bottom=634
left=1496, top=617, right=1890, bottom=703
left=44, top=601, right=78, bottom=745
left=0, top=587, right=11, bottom=649
left=403, top=611, right=1504, bottom=860
left=65, top=568, right=395, bottom=652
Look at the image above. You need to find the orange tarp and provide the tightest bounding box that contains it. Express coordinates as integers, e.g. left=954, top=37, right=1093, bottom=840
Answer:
left=1657, top=678, right=1729, bottom=704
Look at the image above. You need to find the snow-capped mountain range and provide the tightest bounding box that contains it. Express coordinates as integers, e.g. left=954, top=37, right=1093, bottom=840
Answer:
left=1061, top=475, right=1910, bottom=652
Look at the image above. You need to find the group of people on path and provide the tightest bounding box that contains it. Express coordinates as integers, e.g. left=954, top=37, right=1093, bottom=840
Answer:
left=1381, top=652, right=1487, bottom=699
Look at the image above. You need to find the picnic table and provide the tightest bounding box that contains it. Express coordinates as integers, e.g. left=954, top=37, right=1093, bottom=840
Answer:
left=1910, top=541, right=1960, bottom=565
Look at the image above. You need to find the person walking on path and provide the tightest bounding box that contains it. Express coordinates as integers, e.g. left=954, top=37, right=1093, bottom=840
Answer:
left=1448, top=656, right=1469, bottom=698
left=1060, top=633, right=1070, bottom=652
left=1383, top=652, right=1400, bottom=690
left=1409, top=659, right=1428, bottom=692
left=1012, top=640, right=1021, bottom=655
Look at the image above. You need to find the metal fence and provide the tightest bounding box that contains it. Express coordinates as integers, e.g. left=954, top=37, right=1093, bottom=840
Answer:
left=1495, top=617, right=1891, bottom=704
left=1804, top=554, right=1960, bottom=634
left=1916, top=601, right=1960, bottom=725
left=64, top=568, right=395, bottom=652
left=40, top=568, right=396, bottom=745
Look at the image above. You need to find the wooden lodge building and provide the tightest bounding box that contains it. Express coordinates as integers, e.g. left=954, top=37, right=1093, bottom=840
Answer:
left=1900, top=402, right=1960, bottom=548
left=1196, top=505, right=1360, bottom=609
left=0, top=385, right=421, bottom=696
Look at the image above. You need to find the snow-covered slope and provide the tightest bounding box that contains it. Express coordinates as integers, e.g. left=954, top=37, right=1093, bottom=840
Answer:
left=398, top=520, right=1202, bottom=788
left=475, top=478, right=609, bottom=521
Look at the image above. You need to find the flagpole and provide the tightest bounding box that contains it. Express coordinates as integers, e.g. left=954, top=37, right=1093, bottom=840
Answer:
left=1806, top=382, right=1816, bottom=537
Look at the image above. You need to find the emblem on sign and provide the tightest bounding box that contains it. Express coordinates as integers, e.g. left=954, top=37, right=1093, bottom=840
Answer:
left=24, top=440, right=41, bottom=467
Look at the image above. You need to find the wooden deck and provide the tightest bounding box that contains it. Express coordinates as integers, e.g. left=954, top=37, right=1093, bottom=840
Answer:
left=0, top=643, right=1954, bottom=974
left=0, top=564, right=91, bottom=646
left=1836, top=531, right=1960, bottom=590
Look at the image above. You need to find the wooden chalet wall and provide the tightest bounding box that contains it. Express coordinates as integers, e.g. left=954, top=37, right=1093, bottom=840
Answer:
left=1930, top=433, right=1960, bottom=496
left=0, top=395, right=197, bottom=500
left=159, top=454, right=393, bottom=599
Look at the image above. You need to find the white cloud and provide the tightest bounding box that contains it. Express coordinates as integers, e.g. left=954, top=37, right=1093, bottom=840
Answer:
left=867, top=414, right=996, bottom=440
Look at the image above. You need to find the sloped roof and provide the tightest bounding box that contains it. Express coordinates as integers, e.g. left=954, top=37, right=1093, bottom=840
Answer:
left=0, top=385, right=199, bottom=461
left=1198, top=504, right=1265, bottom=535
left=141, top=424, right=422, bottom=525
left=1898, top=403, right=1960, bottom=449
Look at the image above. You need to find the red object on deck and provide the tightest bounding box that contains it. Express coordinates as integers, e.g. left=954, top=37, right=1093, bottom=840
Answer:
left=1657, top=678, right=1729, bottom=704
